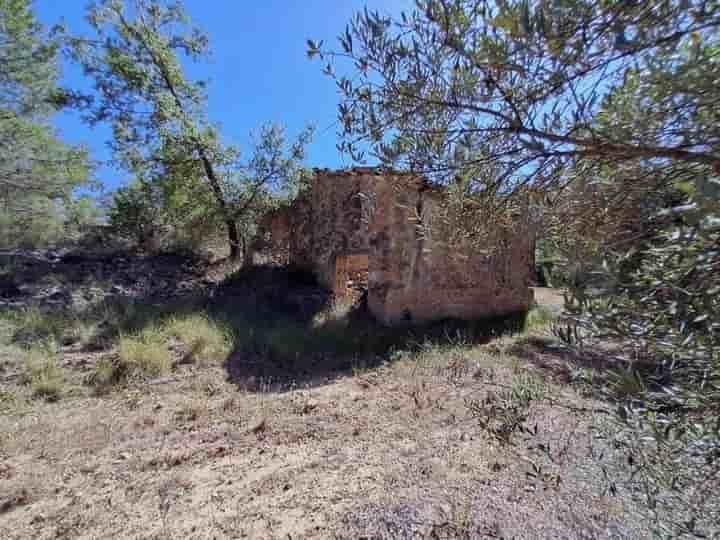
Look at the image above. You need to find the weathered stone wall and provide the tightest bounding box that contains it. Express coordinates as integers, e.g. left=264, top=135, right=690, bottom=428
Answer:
left=367, top=175, right=532, bottom=324
left=257, top=168, right=533, bottom=325
left=286, top=169, right=375, bottom=292
left=246, top=206, right=292, bottom=266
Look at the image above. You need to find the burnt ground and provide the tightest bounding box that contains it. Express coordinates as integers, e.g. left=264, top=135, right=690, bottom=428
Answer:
left=0, top=250, right=652, bottom=539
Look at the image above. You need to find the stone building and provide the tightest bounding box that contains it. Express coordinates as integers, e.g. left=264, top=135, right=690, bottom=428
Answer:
left=250, top=168, right=533, bottom=325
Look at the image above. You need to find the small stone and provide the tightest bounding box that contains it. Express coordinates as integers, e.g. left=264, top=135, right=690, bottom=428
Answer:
left=249, top=418, right=266, bottom=434
left=302, top=400, right=319, bottom=414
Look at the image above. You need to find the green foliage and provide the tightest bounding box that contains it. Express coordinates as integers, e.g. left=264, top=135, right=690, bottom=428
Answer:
left=0, top=0, right=90, bottom=247
left=2, top=306, right=67, bottom=346
left=316, top=0, right=720, bottom=187
left=320, top=1, right=720, bottom=534
left=66, top=195, right=104, bottom=231
left=523, top=306, right=555, bottom=332
left=108, top=180, right=165, bottom=245
left=72, top=0, right=312, bottom=258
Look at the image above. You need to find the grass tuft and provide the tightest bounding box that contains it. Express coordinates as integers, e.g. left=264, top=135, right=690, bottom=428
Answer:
left=2, top=307, right=68, bottom=346
left=117, top=329, right=172, bottom=379
left=523, top=306, right=557, bottom=332
left=22, top=347, right=65, bottom=401
left=164, top=313, right=233, bottom=365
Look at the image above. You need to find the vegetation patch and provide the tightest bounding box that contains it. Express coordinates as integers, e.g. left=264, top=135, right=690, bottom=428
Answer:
left=22, top=347, right=65, bottom=401
left=523, top=305, right=556, bottom=332
left=116, top=329, right=172, bottom=380
left=164, top=313, right=234, bottom=365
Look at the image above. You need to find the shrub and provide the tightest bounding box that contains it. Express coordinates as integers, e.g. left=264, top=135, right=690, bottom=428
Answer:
left=164, top=314, right=233, bottom=365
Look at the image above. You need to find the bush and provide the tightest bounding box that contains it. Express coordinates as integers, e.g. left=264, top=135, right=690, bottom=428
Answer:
left=164, top=314, right=233, bottom=365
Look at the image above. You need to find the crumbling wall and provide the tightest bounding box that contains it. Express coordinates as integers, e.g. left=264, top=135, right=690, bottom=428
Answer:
left=367, top=175, right=532, bottom=325
left=246, top=206, right=291, bottom=266
left=287, top=170, right=374, bottom=293
left=335, top=253, right=369, bottom=300
left=256, top=168, right=532, bottom=325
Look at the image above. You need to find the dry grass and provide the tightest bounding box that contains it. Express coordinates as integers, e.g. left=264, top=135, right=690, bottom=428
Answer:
left=0, top=324, right=650, bottom=539
left=0, top=278, right=662, bottom=539
left=116, top=329, right=172, bottom=378
left=164, top=313, right=233, bottom=365
left=21, top=346, right=65, bottom=401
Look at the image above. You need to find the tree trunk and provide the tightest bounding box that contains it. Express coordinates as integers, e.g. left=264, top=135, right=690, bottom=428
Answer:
left=226, top=218, right=241, bottom=260
left=195, top=148, right=241, bottom=260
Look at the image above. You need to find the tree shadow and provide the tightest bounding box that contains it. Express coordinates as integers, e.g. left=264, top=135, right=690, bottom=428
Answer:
left=216, top=265, right=530, bottom=393
left=2, top=255, right=532, bottom=394
left=505, top=333, right=668, bottom=404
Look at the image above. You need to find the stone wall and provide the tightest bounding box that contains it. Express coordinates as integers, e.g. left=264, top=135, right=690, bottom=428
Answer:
left=254, top=168, right=533, bottom=325
left=367, top=175, right=532, bottom=324
left=286, top=169, right=375, bottom=292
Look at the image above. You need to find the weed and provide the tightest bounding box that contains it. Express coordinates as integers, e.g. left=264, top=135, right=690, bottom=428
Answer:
left=311, top=297, right=354, bottom=329
left=173, top=402, right=205, bottom=424
left=91, top=297, right=170, bottom=338
left=466, top=391, right=529, bottom=445
left=509, top=355, right=524, bottom=374
left=506, top=374, right=549, bottom=407
left=524, top=458, right=562, bottom=491
left=123, top=388, right=144, bottom=409
left=165, top=313, right=233, bottom=365
left=0, top=387, right=19, bottom=413
left=90, top=356, right=123, bottom=391
left=473, top=365, right=496, bottom=382
left=433, top=498, right=479, bottom=539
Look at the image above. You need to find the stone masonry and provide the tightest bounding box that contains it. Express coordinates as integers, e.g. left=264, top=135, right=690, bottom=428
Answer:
left=249, top=168, right=533, bottom=325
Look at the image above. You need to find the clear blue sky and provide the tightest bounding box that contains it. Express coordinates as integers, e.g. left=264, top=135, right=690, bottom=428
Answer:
left=36, top=0, right=413, bottom=194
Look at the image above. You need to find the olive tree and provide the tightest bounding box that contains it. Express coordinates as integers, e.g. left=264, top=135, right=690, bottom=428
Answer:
left=72, top=0, right=311, bottom=259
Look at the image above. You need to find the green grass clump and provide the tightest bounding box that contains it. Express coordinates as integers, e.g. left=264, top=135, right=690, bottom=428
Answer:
left=23, top=347, right=65, bottom=401
left=90, top=356, right=123, bottom=391
left=164, top=313, right=234, bottom=365
left=2, top=307, right=68, bottom=346
left=523, top=306, right=557, bottom=332
left=117, top=329, right=172, bottom=378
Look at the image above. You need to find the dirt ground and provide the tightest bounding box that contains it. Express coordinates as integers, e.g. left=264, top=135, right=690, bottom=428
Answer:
left=0, top=253, right=647, bottom=539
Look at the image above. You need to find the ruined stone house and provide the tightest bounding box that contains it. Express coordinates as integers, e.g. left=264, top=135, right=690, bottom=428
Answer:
left=249, top=168, right=533, bottom=325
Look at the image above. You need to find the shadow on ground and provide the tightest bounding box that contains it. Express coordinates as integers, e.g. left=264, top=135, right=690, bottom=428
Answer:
left=214, top=265, right=530, bottom=392
left=1, top=253, right=531, bottom=393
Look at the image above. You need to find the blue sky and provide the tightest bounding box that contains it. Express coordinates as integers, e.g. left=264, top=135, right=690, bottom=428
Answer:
left=36, top=0, right=413, bottom=194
